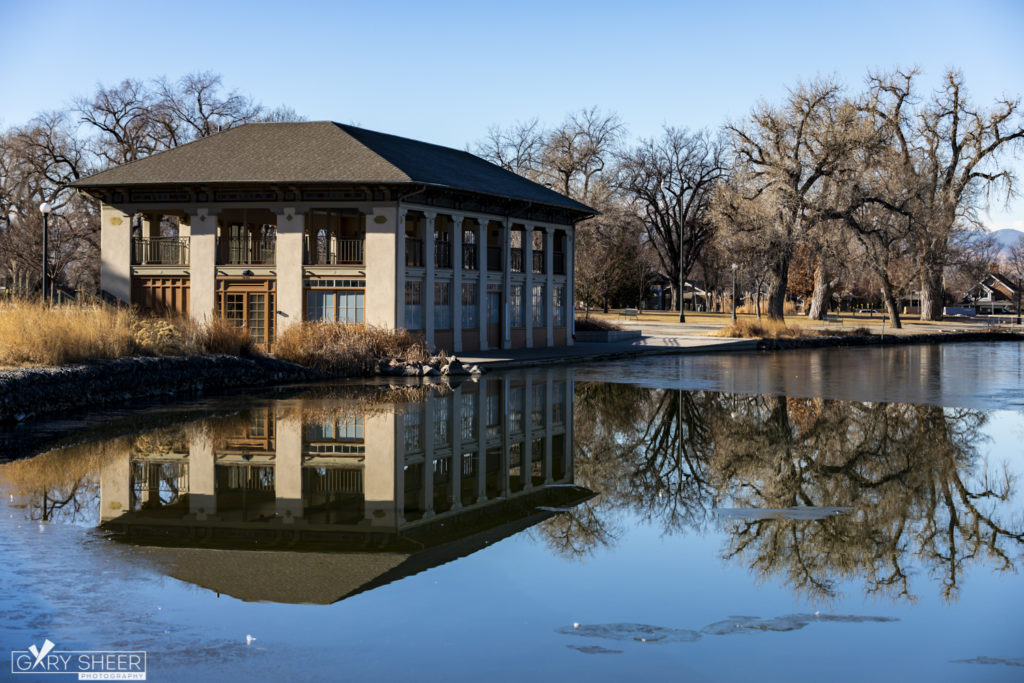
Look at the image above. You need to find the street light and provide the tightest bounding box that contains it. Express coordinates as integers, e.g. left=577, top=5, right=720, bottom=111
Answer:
left=40, top=201, right=51, bottom=303
left=731, top=262, right=739, bottom=322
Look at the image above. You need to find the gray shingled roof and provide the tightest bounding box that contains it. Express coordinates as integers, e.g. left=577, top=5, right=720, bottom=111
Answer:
left=73, top=121, right=593, bottom=215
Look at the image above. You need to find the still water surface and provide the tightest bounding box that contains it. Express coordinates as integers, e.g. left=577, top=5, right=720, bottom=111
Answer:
left=1, top=343, right=1023, bottom=681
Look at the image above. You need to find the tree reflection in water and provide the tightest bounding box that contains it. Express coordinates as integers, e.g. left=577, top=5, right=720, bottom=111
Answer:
left=540, top=384, right=1023, bottom=603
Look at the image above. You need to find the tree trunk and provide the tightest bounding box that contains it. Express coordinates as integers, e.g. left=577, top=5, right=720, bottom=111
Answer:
left=807, top=263, right=833, bottom=320
left=880, top=280, right=902, bottom=329
left=919, top=262, right=944, bottom=321
left=766, top=258, right=790, bottom=321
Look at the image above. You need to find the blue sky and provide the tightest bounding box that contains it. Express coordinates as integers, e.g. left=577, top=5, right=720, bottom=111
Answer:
left=2, top=0, right=1022, bottom=228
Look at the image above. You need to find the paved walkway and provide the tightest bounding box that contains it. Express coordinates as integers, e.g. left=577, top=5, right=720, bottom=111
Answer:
left=457, top=335, right=758, bottom=370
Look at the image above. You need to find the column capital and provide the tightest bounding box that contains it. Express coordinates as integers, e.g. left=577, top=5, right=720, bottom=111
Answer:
left=422, top=210, right=437, bottom=221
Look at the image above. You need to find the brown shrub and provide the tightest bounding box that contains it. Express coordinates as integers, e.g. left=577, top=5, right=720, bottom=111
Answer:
left=574, top=317, right=622, bottom=332
left=0, top=299, right=139, bottom=365
left=711, top=318, right=803, bottom=339
left=275, top=323, right=427, bottom=376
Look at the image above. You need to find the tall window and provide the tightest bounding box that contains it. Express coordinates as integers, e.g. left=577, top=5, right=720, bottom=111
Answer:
left=532, top=284, right=545, bottom=327
left=511, top=284, right=524, bottom=327
left=435, top=282, right=452, bottom=330
left=553, top=285, right=566, bottom=327
left=405, top=281, right=423, bottom=330
left=509, top=386, right=524, bottom=433
left=461, top=283, right=478, bottom=328
left=305, top=279, right=365, bottom=324
left=404, top=407, right=423, bottom=452
left=460, top=392, right=477, bottom=440
left=434, top=396, right=452, bottom=446
left=532, top=383, right=545, bottom=428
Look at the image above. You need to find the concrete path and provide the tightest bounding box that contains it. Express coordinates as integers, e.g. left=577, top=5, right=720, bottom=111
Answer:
left=457, top=335, right=758, bottom=370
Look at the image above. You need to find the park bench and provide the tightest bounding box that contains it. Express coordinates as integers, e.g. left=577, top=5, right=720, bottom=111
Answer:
left=825, top=313, right=841, bottom=324
left=620, top=308, right=640, bottom=319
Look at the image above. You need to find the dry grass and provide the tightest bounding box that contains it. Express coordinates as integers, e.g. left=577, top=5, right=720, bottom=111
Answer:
left=712, top=318, right=875, bottom=339
left=274, top=322, right=429, bottom=376
left=574, top=316, right=623, bottom=332
left=711, top=318, right=805, bottom=339
left=0, top=300, right=257, bottom=366
left=0, top=299, right=138, bottom=365
left=736, top=300, right=800, bottom=316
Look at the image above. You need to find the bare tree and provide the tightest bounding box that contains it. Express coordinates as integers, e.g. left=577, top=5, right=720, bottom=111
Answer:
left=866, top=68, right=1024, bottom=320
left=721, top=79, right=868, bottom=321
left=616, top=128, right=726, bottom=321
left=472, top=118, right=546, bottom=180
left=543, top=107, right=624, bottom=204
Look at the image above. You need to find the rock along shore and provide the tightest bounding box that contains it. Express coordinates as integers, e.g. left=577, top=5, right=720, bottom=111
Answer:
left=0, top=355, right=322, bottom=425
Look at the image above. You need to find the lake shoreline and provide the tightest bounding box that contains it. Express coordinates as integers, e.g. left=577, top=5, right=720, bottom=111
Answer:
left=1, top=330, right=1021, bottom=439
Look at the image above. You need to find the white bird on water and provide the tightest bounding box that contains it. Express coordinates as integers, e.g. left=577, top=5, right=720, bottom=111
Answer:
left=246, top=635, right=256, bottom=646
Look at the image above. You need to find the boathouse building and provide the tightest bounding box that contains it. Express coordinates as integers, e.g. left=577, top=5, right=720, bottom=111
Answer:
left=72, top=122, right=593, bottom=351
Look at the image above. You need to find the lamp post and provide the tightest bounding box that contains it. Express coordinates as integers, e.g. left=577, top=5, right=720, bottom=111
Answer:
left=39, top=201, right=52, bottom=303
left=731, top=263, right=739, bottom=322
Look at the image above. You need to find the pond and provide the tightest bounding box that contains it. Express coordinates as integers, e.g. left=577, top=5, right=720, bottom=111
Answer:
left=1, top=343, right=1022, bottom=681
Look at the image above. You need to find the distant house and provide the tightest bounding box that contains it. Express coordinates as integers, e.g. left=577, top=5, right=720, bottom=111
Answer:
left=71, top=121, right=594, bottom=351
left=965, top=272, right=1022, bottom=315
left=645, top=276, right=710, bottom=311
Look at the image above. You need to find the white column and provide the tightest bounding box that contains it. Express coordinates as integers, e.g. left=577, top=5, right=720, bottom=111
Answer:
left=365, top=409, right=399, bottom=527
left=188, top=207, right=217, bottom=323
left=275, top=207, right=304, bottom=331
left=99, top=451, right=131, bottom=522
left=522, top=371, right=533, bottom=490
left=422, top=401, right=434, bottom=518
left=473, top=392, right=486, bottom=502
left=478, top=387, right=490, bottom=497
left=524, top=226, right=534, bottom=348
left=365, top=206, right=399, bottom=329
left=424, top=212, right=436, bottom=350
left=275, top=414, right=304, bottom=523
left=100, top=203, right=132, bottom=304
left=502, top=218, right=512, bottom=349
left=567, top=227, right=575, bottom=345
left=545, top=228, right=554, bottom=347
left=450, top=388, right=464, bottom=507
left=188, top=430, right=216, bottom=520
left=477, top=218, right=488, bottom=350
left=544, top=372, right=554, bottom=483
left=452, top=215, right=464, bottom=353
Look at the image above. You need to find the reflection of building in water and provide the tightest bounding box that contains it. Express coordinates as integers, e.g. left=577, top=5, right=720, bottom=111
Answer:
left=99, top=369, right=587, bottom=603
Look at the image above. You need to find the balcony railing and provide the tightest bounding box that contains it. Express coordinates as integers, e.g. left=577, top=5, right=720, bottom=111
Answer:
left=406, top=238, right=424, bottom=267
left=554, top=251, right=566, bottom=275
left=487, top=246, right=502, bottom=271
left=532, top=250, right=545, bottom=274
left=511, top=248, right=524, bottom=273
left=435, top=242, right=452, bottom=269
left=132, top=237, right=189, bottom=265
left=462, top=243, right=478, bottom=270
left=218, top=235, right=276, bottom=265
left=304, top=236, right=364, bottom=265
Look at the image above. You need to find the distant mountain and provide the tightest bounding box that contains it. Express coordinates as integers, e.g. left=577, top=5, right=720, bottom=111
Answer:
left=990, top=228, right=1024, bottom=256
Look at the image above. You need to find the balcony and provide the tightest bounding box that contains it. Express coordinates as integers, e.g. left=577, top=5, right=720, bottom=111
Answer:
left=511, top=248, right=524, bottom=273
left=435, top=241, right=452, bottom=269
left=532, top=250, right=545, bottom=274
left=462, top=243, right=478, bottom=270
left=304, top=237, right=364, bottom=265
left=406, top=238, right=424, bottom=268
left=554, top=251, right=566, bottom=275
left=218, top=235, right=276, bottom=265
left=487, top=246, right=502, bottom=271
left=132, top=237, right=189, bottom=265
